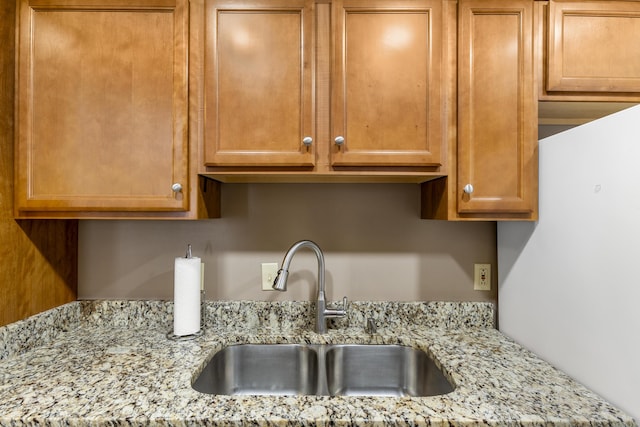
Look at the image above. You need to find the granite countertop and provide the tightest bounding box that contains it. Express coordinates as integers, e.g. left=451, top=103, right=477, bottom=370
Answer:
left=0, top=300, right=635, bottom=426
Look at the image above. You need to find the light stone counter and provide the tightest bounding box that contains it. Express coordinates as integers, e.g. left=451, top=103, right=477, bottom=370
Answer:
left=0, top=300, right=635, bottom=426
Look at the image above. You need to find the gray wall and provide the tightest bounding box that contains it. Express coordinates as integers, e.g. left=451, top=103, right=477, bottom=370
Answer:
left=79, top=183, right=497, bottom=304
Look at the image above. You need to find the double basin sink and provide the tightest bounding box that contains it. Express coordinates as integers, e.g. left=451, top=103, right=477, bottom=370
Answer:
left=192, top=343, right=455, bottom=397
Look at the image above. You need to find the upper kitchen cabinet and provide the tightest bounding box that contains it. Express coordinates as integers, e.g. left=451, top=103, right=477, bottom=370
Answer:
left=203, top=0, right=315, bottom=168
left=15, top=0, right=219, bottom=219
left=422, top=0, right=538, bottom=220
left=330, top=0, right=443, bottom=168
left=539, top=0, right=640, bottom=101
left=201, top=0, right=447, bottom=181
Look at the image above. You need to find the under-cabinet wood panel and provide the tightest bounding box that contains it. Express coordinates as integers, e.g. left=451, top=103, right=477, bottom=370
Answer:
left=1, top=0, right=77, bottom=326
left=15, top=0, right=189, bottom=213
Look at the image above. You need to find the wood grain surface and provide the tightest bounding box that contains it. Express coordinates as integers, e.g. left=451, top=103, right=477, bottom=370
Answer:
left=1, top=0, right=77, bottom=327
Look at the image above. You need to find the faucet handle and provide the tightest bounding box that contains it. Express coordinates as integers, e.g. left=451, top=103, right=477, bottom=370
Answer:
left=323, top=296, right=348, bottom=319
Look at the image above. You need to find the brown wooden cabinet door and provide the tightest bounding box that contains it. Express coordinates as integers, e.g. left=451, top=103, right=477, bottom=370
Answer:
left=331, top=0, right=443, bottom=167
left=548, top=0, right=640, bottom=93
left=457, top=0, right=537, bottom=216
left=15, top=0, right=189, bottom=213
left=204, top=0, right=315, bottom=167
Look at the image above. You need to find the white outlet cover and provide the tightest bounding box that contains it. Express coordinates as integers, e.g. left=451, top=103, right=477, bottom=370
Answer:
left=261, top=263, right=279, bottom=291
left=474, top=263, right=491, bottom=291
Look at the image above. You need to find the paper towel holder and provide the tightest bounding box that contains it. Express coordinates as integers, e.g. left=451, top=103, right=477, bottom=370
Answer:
left=168, top=244, right=205, bottom=341
left=167, top=329, right=204, bottom=341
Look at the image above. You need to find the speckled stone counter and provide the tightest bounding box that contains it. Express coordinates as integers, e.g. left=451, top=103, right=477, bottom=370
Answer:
left=0, top=300, right=635, bottom=427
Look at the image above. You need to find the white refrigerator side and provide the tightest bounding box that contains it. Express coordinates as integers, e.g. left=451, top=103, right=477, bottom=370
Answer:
left=498, top=105, right=640, bottom=421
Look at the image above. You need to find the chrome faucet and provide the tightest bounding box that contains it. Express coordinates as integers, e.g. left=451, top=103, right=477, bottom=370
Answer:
left=272, top=240, right=347, bottom=333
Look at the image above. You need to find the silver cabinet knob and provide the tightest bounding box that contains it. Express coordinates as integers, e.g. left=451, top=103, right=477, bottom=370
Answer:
left=302, top=136, right=313, bottom=146
left=463, top=184, right=474, bottom=194
left=334, top=136, right=345, bottom=146
left=171, top=183, right=183, bottom=193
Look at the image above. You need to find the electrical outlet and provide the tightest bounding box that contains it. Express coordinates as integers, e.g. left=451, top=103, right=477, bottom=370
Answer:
left=474, top=263, right=491, bottom=291
left=261, top=263, right=279, bottom=291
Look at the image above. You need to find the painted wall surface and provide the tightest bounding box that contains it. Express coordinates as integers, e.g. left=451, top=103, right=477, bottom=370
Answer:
left=498, top=106, right=640, bottom=420
left=79, top=183, right=497, bottom=304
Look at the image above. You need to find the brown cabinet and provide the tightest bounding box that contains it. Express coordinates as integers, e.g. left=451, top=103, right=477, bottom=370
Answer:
left=15, top=0, right=219, bottom=219
left=457, top=0, right=537, bottom=217
left=203, top=0, right=315, bottom=168
left=422, top=0, right=538, bottom=220
left=540, top=0, right=640, bottom=100
left=15, top=0, right=540, bottom=220
left=330, top=0, right=443, bottom=168
left=202, top=0, right=446, bottom=180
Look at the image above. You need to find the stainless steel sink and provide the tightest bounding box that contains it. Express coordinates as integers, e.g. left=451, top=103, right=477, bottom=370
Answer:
left=192, top=344, right=318, bottom=395
left=325, top=344, right=454, bottom=397
left=192, top=343, right=454, bottom=397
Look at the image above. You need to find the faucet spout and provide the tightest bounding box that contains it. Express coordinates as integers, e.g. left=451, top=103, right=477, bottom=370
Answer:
left=273, top=240, right=323, bottom=292
left=272, top=240, right=347, bottom=333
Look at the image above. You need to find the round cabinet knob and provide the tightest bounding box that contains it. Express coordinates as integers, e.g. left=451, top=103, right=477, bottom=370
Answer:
left=171, top=183, right=183, bottom=193
left=334, top=136, right=345, bottom=146
left=302, top=136, right=313, bottom=146
left=463, top=184, right=474, bottom=194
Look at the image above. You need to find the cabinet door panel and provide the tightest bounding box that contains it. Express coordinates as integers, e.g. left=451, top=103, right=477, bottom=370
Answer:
left=548, top=0, right=640, bottom=93
left=204, top=0, right=314, bottom=167
left=16, top=0, right=188, bottom=212
left=458, top=0, right=536, bottom=214
left=332, top=0, right=443, bottom=167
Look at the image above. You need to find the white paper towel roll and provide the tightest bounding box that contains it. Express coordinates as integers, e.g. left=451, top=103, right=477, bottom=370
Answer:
left=173, top=256, right=201, bottom=336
